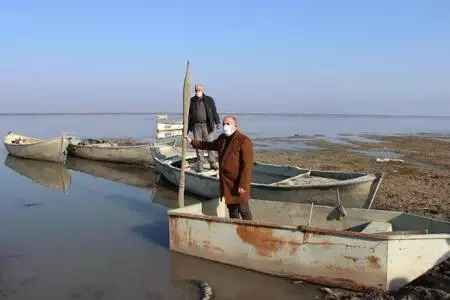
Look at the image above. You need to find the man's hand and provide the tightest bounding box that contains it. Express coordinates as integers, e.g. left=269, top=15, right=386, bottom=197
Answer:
left=238, top=187, right=246, bottom=194
left=184, top=134, right=192, bottom=144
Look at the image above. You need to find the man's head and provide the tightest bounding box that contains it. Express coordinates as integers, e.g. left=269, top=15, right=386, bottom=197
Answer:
left=194, top=83, right=204, bottom=98
left=222, top=114, right=238, bottom=136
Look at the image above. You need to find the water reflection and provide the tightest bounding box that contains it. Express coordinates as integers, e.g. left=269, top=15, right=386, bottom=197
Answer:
left=170, top=252, right=322, bottom=300
left=4, top=154, right=71, bottom=192
left=149, top=176, right=205, bottom=209
left=65, top=156, right=158, bottom=189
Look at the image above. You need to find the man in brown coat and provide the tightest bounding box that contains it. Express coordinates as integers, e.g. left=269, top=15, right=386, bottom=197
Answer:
left=185, top=114, right=253, bottom=220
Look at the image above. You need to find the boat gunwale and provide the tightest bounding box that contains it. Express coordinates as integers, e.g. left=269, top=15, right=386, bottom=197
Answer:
left=67, top=142, right=152, bottom=150
left=168, top=209, right=450, bottom=241
left=4, top=135, right=68, bottom=147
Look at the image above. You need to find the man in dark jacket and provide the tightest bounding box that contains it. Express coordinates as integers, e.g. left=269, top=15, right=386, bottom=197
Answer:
left=188, top=83, right=221, bottom=171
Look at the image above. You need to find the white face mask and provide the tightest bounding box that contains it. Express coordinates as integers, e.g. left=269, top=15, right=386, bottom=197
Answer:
left=223, top=124, right=234, bottom=136
left=196, top=92, right=203, bottom=98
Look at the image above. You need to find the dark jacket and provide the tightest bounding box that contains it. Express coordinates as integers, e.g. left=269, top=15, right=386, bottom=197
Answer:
left=191, top=130, right=253, bottom=204
left=188, top=94, right=220, bottom=134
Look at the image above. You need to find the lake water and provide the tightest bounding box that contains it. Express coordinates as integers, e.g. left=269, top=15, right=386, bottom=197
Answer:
left=0, top=114, right=449, bottom=299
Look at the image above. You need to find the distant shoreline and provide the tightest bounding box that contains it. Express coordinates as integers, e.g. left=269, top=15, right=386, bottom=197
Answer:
left=1, top=112, right=450, bottom=119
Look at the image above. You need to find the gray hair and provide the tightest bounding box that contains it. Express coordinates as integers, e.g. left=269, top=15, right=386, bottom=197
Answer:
left=194, top=83, right=204, bottom=91
left=223, top=114, right=238, bottom=126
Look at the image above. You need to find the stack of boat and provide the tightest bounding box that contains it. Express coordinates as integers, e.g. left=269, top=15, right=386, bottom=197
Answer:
left=155, top=114, right=184, bottom=139
left=149, top=144, right=450, bottom=293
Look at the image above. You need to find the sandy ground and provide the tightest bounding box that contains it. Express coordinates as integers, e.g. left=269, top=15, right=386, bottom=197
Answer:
left=254, top=134, right=450, bottom=299
left=255, top=135, right=450, bottom=220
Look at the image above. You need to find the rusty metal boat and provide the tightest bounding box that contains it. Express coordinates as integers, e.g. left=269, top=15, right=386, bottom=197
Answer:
left=152, top=144, right=383, bottom=208
left=168, top=198, right=450, bottom=292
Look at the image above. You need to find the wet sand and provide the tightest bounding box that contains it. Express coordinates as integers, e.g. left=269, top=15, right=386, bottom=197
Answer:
left=254, top=134, right=450, bottom=299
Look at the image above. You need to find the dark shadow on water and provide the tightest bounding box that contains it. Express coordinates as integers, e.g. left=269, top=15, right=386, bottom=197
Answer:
left=105, top=193, right=167, bottom=219
left=131, top=220, right=169, bottom=249
left=104, top=193, right=170, bottom=249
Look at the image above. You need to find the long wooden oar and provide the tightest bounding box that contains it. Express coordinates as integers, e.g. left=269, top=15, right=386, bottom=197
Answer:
left=178, top=60, right=191, bottom=208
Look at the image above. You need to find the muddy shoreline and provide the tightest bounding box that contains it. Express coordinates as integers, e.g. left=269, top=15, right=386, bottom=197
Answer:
left=254, top=134, right=449, bottom=299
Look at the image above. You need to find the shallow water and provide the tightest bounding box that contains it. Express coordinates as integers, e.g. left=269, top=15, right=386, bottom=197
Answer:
left=1, top=114, right=450, bottom=299
left=0, top=154, right=326, bottom=299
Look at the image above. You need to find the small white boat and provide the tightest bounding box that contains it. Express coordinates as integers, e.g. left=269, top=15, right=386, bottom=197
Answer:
left=3, top=132, right=69, bottom=163
left=156, top=130, right=183, bottom=139
left=67, top=137, right=153, bottom=165
left=156, top=121, right=183, bottom=131
left=168, top=198, right=450, bottom=292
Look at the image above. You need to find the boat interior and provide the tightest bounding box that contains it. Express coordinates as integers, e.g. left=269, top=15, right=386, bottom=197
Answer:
left=69, top=137, right=149, bottom=147
left=4, top=133, right=42, bottom=145
left=170, top=156, right=373, bottom=186
left=171, top=198, right=450, bottom=235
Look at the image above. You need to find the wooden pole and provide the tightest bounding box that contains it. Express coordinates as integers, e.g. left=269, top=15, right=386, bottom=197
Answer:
left=178, top=60, right=191, bottom=208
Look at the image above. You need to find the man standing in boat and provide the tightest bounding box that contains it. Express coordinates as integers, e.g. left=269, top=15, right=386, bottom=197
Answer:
left=188, top=83, right=221, bottom=171
left=185, top=115, right=253, bottom=220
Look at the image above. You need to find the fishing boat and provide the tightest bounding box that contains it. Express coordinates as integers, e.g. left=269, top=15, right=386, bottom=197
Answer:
left=151, top=144, right=383, bottom=208
left=168, top=197, right=450, bottom=292
left=155, top=114, right=168, bottom=120
left=66, top=156, right=158, bottom=188
left=3, top=132, right=69, bottom=163
left=67, top=137, right=153, bottom=165
left=156, top=130, right=183, bottom=139
left=156, top=120, right=184, bottom=131
left=4, top=154, right=71, bottom=191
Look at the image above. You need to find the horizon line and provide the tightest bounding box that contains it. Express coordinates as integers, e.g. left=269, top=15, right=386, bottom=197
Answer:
left=1, top=112, right=450, bottom=118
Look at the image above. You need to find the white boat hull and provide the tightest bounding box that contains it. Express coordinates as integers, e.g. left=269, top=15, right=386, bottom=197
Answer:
left=157, top=122, right=183, bottom=131
left=67, top=142, right=153, bottom=165
left=4, top=132, right=69, bottom=163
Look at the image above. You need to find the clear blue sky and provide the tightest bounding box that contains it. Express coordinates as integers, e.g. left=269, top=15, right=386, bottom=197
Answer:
left=1, top=0, right=449, bottom=115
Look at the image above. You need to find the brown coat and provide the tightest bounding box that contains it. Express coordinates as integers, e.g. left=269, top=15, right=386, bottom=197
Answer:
left=191, top=130, right=253, bottom=204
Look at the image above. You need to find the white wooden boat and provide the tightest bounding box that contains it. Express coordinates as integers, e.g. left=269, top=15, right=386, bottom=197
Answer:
left=168, top=198, right=450, bottom=292
left=3, top=132, right=69, bottom=163
left=67, top=137, right=153, bottom=165
left=66, top=156, right=157, bottom=188
left=151, top=144, right=383, bottom=208
left=4, top=154, right=71, bottom=191
left=155, top=114, right=168, bottom=120
left=157, top=121, right=183, bottom=131
left=156, top=130, right=183, bottom=139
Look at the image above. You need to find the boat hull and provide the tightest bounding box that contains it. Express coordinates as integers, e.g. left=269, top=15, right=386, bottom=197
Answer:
left=152, top=146, right=383, bottom=208
left=156, top=122, right=183, bottom=131
left=168, top=198, right=450, bottom=292
left=4, top=133, right=69, bottom=163
left=67, top=143, right=153, bottom=165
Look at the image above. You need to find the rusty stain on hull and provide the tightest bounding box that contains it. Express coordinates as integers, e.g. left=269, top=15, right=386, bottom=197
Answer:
left=366, top=255, right=381, bottom=269
left=236, top=225, right=281, bottom=257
